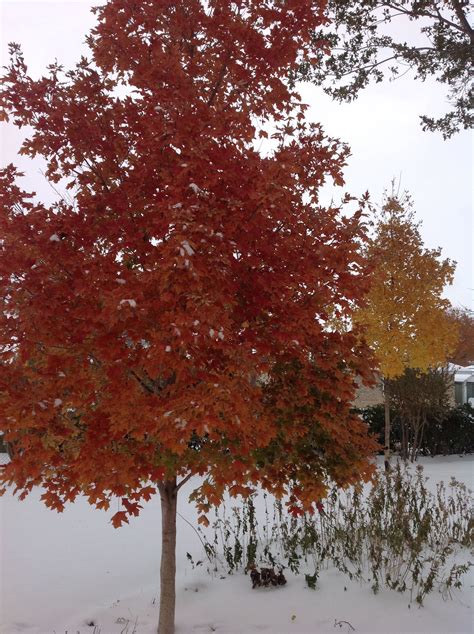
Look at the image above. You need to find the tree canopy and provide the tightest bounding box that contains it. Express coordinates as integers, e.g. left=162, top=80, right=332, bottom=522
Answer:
left=446, top=306, right=474, bottom=366
left=0, top=0, right=377, bottom=530
left=356, top=191, right=457, bottom=379
left=298, top=0, right=473, bottom=138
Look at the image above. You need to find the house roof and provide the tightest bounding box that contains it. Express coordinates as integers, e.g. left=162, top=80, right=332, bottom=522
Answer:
left=454, top=365, right=474, bottom=383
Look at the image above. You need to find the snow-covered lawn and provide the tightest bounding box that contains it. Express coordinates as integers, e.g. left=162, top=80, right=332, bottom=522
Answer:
left=1, top=456, right=472, bottom=634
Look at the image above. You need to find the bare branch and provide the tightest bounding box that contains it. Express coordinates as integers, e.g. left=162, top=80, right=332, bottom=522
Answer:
left=176, top=472, right=194, bottom=491
left=130, top=369, right=155, bottom=394
left=207, top=49, right=231, bottom=106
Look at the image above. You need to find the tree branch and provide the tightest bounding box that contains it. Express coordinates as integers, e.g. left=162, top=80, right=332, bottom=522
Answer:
left=207, top=49, right=231, bottom=106
left=177, top=510, right=214, bottom=563
left=176, top=472, right=194, bottom=491
left=130, top=369, right=155, bottom=394
left=450, top=0, right=474, bottom=43
left=384, top=1, right=469, bottom=35
left=333, top=54, right=400, bottom=78
left=81, top=155, right=111, bottom=192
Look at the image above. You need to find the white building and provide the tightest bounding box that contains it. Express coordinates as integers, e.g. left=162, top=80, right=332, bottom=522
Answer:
left=453, top=365, right=474, bottom=406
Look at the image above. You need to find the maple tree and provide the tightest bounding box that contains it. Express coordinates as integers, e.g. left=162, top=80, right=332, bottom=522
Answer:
left=446, top=306, right=474, bottom=367
left=389, top=366, right=452, bottom=461
left=356, top=192, right=457, bottom=470
left=0, top=1, right=378, bottom=632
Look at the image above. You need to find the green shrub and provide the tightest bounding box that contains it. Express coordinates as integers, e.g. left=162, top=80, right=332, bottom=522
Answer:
left=423, top=405, right=474, bottom=455
left=359, top=404, right=474, bottom=456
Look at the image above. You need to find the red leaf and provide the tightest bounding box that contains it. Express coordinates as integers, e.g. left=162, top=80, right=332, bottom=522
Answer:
left=111, top=511, right=129, bottom=528
left=122, top=497, right=142, bottom=517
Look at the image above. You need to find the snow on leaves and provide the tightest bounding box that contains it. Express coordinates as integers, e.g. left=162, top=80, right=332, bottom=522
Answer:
left=0, top=0, right=377, bottom=525
left=180, top=240, right=194, bottom=257
left=118, top=299, right=137, bottom=309
left=188, top=183, right=203, bottom=196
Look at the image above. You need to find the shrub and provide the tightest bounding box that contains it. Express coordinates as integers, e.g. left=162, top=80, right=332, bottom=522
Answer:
left=192, top=462, right=473, bottom=604
left=423, top=405, right=474, bottom=455
left=360, top=404, right=474, bottom=456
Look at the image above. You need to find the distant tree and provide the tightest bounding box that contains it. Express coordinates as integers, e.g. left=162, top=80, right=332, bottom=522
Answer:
left=297, top=0, right=473, bottom=138
left=388, top=367, right=452, bottom=461
left=356, top=191, right=457, bottom=469
left=0, top=2, right=378, bottom=633
left=446, top=307, right=474, bottom=366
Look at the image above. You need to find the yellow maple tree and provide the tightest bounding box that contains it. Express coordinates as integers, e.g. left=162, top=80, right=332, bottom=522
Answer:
left=356, top=192, right=457, bottom=468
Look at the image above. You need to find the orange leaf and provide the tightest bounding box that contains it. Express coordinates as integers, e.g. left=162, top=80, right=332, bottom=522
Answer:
left=111, top=511, right=129, bottom=529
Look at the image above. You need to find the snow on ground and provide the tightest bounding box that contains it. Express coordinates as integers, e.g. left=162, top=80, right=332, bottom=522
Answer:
left=0, top=456, right=472, bottom=634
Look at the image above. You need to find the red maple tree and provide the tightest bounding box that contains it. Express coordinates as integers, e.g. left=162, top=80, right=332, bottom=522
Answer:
left=0, top=1, right=378, bottom=632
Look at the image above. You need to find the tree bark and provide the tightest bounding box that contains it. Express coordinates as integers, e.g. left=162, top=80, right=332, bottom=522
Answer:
left=158, top=479, right=178, bottom=634
left=401, top=416, right=408, bottom=461
left=6, top=440, right=17, bottom=460
left=384, top=379, right=391, bottom=471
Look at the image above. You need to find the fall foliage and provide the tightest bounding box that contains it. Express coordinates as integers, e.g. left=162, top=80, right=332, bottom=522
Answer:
left=446, top=307, right=474, bottom=367
left=0, top=1, right=378, bottom=632
left=355, top=192, right=457, bottom=469
left=357, top=193, right=457, bottom=380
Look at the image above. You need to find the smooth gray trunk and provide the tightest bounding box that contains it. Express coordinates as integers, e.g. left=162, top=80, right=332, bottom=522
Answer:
left=158, top=479, right=177, bottom=634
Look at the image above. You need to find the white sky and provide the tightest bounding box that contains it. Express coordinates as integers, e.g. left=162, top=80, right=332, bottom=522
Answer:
left=1, top=0, right=472, bottom=309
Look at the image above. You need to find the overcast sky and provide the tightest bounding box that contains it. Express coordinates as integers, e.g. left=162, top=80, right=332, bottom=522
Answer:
left=1, top=0, right=472, bottom=309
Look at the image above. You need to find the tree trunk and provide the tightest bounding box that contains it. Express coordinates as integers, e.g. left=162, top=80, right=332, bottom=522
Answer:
left=400, top=416, right=408, bottom=461
left=384, top=379, right=391, bottom=471
left=410, top=410, right=424, bottom=462
left=6, top=440, right=19, bottom=460
left=410, top=418, right=418, bottom=462
left=158, top=479, right=178, bottom=634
